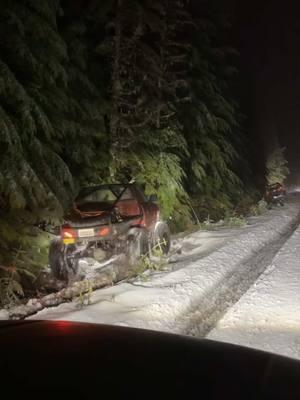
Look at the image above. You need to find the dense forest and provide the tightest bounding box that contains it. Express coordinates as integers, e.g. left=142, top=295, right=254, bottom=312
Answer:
left=0, top=0, right=261, bottom=304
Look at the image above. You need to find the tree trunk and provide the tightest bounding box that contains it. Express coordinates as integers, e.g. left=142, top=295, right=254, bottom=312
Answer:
left=110, top=0, right=123, bottom=178
left=8, top=262, right=130, bottom=320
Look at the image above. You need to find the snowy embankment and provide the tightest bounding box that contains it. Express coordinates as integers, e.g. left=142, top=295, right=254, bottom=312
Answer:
left=27, top=197, right=300, bottom=335
left=208, top=221, right=300, bottom=360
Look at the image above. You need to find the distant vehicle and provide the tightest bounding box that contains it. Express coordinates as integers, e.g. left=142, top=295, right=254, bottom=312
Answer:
left=1, top=320, right=300, bottom=399
left=48, top=183, right=170, bottom=281
left=265, top=182, right=286, bottom=206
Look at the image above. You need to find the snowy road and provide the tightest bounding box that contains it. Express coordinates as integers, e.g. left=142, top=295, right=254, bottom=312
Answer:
left=208, top=217, right=300, bottom=360
left=26, top=195, right=300, bottom=363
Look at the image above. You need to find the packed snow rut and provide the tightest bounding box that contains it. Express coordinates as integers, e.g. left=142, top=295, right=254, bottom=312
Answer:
left=182, top=212, right=300, bottom=337
left=208, top=215, right=300, bottom=360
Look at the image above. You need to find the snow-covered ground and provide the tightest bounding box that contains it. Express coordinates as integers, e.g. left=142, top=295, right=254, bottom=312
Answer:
left=28, top=198, right=300, bottom=357
left=208, top=221, right=300, bottom=360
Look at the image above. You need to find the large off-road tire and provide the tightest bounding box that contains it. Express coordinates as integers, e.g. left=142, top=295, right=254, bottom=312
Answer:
left=126, top=229, right=149, bottom=266
left=48, top=239, right=79, bottom=282
left=151, top=222, right=171, bottom=255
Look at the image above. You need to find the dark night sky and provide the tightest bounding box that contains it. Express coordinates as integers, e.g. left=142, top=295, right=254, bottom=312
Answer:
left=225, top=0, right=300, bottom=184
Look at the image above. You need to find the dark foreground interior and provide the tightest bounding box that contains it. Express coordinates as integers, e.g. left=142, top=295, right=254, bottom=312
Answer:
left=1, top=320, right=300, bottom=399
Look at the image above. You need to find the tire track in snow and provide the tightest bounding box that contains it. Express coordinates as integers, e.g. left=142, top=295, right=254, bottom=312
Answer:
left=181, top=209, right=300, bottom=338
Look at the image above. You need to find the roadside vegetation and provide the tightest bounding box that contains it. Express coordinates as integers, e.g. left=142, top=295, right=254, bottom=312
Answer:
left=0, top=0, right=278, bottom=306
left=266, top=146, right=290, bottom=185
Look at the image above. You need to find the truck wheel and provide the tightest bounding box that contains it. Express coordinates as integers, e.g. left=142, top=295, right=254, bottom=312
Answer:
left=126, top=229, right=149, bottom=266
left=49, top=239, right=79, bottom=281
left=151, top=222, right=171, bottom=255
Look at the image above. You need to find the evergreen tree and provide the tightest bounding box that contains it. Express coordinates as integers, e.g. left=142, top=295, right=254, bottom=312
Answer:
left=0, top=0, right=74, bottom=215
left=179, top=2, right=244, bottom=219
left=0, top=0, right=75, bottom=301
left=90, top=0, right=190, bottom=217
left=0, top=0, right=110, bottom=213
left=266, top=146, right=289, bottom=185
left=88, top=0, right=249, bottom=220
left=58, top=8, right=110, bottom=184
